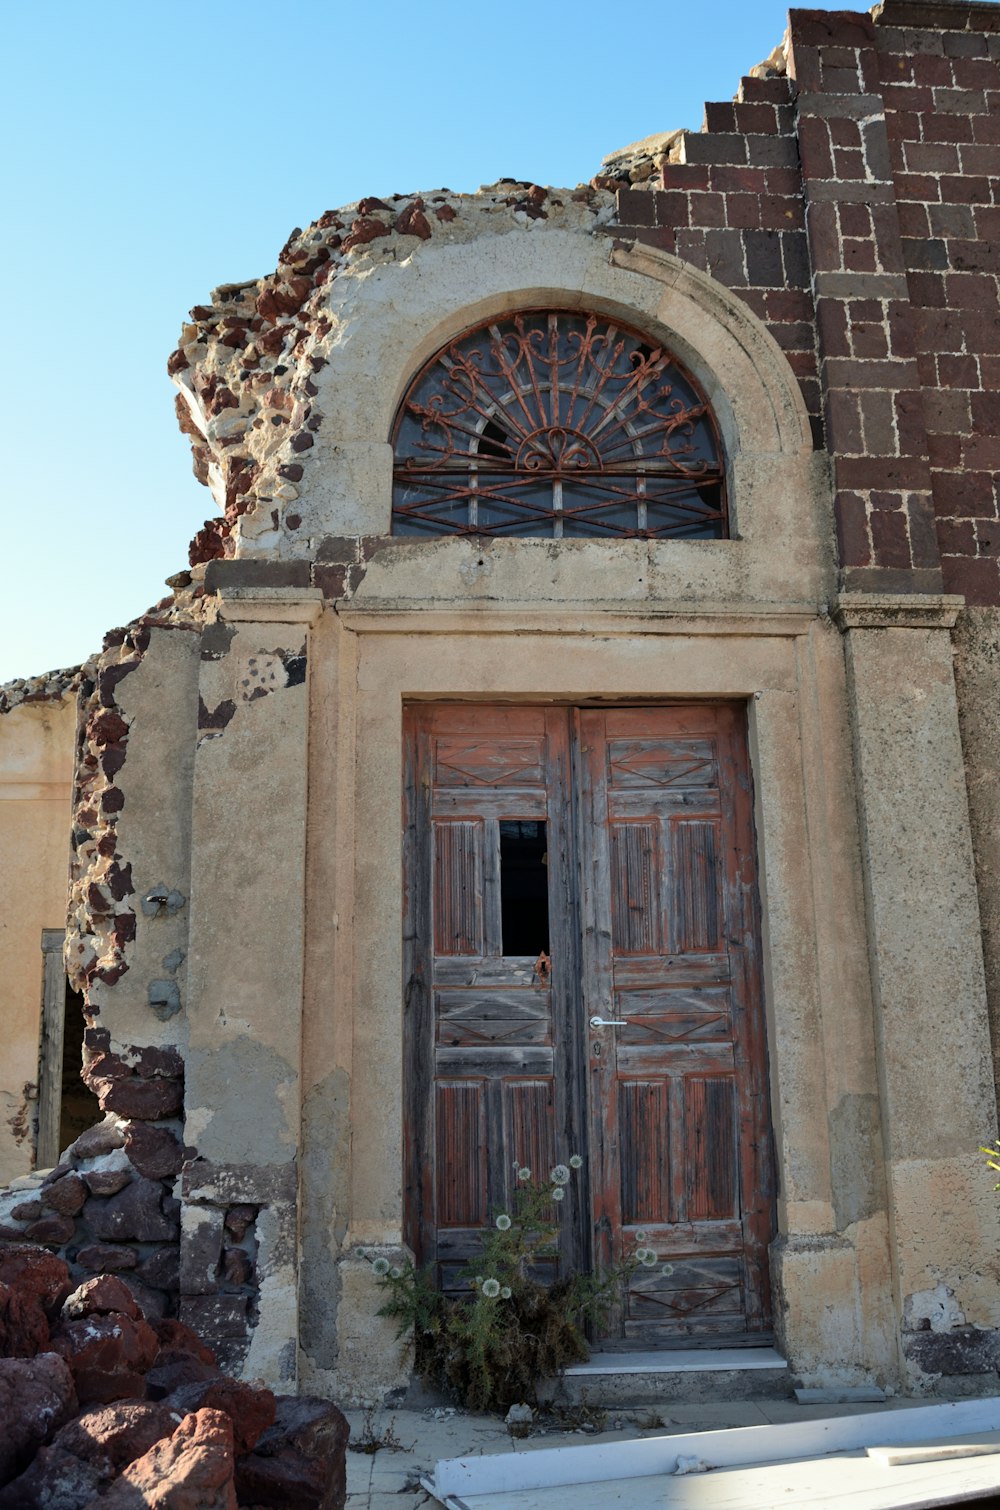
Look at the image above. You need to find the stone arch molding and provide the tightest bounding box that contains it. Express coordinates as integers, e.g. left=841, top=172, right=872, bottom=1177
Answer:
left=247, top=228, right=828, bottom=605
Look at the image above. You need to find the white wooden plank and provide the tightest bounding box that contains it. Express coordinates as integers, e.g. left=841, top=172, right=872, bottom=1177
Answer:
left=424, top=1398, right=1000, bottom=1501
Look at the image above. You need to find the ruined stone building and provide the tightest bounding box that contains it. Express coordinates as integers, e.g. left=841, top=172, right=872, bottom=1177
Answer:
left=3, top=0, right=1000, bottom=1404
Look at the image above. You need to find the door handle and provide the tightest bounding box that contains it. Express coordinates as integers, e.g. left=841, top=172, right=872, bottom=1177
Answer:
left=590, top=1016, right=628, bottom=1029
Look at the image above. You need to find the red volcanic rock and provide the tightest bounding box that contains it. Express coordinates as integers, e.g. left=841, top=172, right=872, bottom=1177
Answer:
left=0, top=1280, right=50, bottom=1358
left=43, top=1173, right=89, bottom=1216
left=50, top=1313, right=159, bottom=1405
left=83, top=1178, right=178, bottom=1243
left=25, top=1214, right=78, bottom=1245
left=125, top=1123, right=183, bottom=1181
left=77, top=1245, right=139, bottom=1273
left=164, top=1379, right=274, bottom=1457
left=342, top=216, right=390, bottom=253
left=152, top=1321, right=217, bottom=1369
left=63, top=1276, right=142, bottom=1322
left=0, top=1353, right=77, bottom=1486
left=0, top=1245, right=72, bottom=1313
left=234, top=1395, right=349, bottom=1510
left=394, top=202, right=432, bottom=240
left=84, top=1407, right=237, bottom=1509
left=0, top=1401, right=181, bottom=1508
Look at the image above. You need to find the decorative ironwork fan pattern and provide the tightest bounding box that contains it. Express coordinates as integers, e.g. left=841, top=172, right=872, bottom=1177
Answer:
left=391, top=310, right=727, bottom=539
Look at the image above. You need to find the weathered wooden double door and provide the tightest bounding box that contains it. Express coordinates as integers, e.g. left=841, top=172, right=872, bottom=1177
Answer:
left=403, top=704, right=774, bottom=1344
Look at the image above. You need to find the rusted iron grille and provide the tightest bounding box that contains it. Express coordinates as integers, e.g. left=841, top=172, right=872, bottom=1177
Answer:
left=392, top=310, right=727, bottom=539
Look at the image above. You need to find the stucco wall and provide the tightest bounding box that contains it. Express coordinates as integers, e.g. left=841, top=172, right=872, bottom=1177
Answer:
left=0, top=694, right=77, bottom=1181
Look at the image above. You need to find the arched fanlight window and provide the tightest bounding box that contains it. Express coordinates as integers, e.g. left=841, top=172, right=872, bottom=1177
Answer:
left=391, top=309, right=727, bottom=539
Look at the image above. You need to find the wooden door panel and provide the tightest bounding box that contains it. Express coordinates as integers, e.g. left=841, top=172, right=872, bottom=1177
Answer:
left=406, top=702, right=774, bottom=1343
left=579, top=705, right=773, bottom=1342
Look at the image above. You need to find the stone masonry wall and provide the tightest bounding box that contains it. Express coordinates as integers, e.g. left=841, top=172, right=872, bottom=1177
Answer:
left=608, top=1, right=1000, bottom=602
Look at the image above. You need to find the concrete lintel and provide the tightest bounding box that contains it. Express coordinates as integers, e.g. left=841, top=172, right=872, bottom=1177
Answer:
left=336, top=603, right=822, bottom=637
left=216, top=589, right=325, bottom=625
left=832, top=593, right=965, bottom=631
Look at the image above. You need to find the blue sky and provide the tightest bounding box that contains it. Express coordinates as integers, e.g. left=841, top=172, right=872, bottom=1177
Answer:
left=1, top=0, right=792, bottom=684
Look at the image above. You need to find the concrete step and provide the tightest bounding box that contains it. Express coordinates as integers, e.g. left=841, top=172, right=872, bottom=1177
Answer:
left=539, top=1346, right=792, bottom=1405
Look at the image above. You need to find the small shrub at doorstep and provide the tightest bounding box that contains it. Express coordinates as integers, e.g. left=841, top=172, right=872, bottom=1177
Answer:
left=366, top=1160, right=671, bottom=1412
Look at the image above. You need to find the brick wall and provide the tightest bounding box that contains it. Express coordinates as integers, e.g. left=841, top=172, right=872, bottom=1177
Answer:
left=606, top=0, right=1000, bottom=604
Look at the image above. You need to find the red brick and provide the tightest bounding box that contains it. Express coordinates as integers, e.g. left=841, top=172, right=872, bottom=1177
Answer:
left=883, top=109, right=923, bottom=142
left=917, top=351, right=939, bottom=386
left=920, top=111, right=976, bottom=143
left=923, top=388, right=972, bottom=431
left=981, top=355, right=1000, bottom=388
left=817, top=299, right=852, bottom=356
left=835, top=490, right=872, bottom=567
left=871, top=507, right=914, bottom=568
left=970, top=391, right=1000, bottom=434
left=887, top=303, right=918, bottom=358
left=860, top=390, right=900, bottom=453
left=897, top=202, right=930, bottom=239
left=946, top=273, right=999, bottom=310
left=662, top=164, right=710, bottom=191
left=908, top=492, right=942, bottom=567
left=839, top=201, right=873, bottom=237
left=851, top=317, right=889, bottom=359
left=971, top=113, right=1000, bottom=144
left=839, top=456, right=931, bottom=489
left=928, top=431, right=962, bottom=467
left=767, top=289, right=815, bottom=322
left=943, top=32, right=990, bottom=59
left=733, top=102, right=781, bottom=134
left=792, top=10, right=875, bottom=48
left=869, top=490, right=903, bottom=511
left=726, top=194, right=762, bottom=229
left=964, top=312, right=1000, bottom=353
left=882, top=83, right=936, bottom=112
left=936, top=517, right=978, bottom=554
left=789, top=40, right=824, bottom=91
left=895, top=389, right=929, bottom=454
left=894, top=172, right=942, bottom=201
left=708, top=165, right=767, bottom=193
left=941, top=553, right=1000, bottom=603
left=765, top=167, right=804, bottom=195
left=736, top=287, right=769, bottom=318
left=907, top=270, right=947, bottom=307
left=616, top=187, right=660, bottom=226
left=689, top=192, right=727, bottom=228
left=912, top=53, right=956, bottom=85
left=958, top=142, right=1000, bottom=175
left=880, top=51, right=914, bottom=84
left=951, top=57, right=1000, bottom=89
left=704, top=101, right=737, bottom=132
left=834, top=149, right=868, bottom=180
left=937, top=174, right=992, bottom=204
left=784, top=349, right=819, bottom=378
left=759, top=197, right=805, bottom=231
left=627, top=225, right=677, bottom=254
left=806, top=199, right=843, bottom=272
left=938, top=354, right=980, bottom=388
left=739, top=76, right=793, bottom=103
left=827, top=389, right=863, bottom=452
left=963, top=434, right=1000, bottom=469
left=904, top=139, right=961, bottom=172
left=844, top=238, right=879, bottom=273
left=933, top=469, right=996, bottom=515
left=829, top=117, right=863, bottom=149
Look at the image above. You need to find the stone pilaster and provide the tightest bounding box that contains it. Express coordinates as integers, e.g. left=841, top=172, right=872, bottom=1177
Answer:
left=182, top=587, right=323, bottom=1384
left=835, top=591, right=1000, bottom=1387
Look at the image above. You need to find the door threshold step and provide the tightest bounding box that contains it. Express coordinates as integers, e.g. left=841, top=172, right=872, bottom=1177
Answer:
left=565, top=1346, right=788, bottom=1377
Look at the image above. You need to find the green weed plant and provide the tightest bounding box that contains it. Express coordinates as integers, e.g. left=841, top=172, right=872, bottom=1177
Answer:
left=367, top=1159, right=670, bottom=1412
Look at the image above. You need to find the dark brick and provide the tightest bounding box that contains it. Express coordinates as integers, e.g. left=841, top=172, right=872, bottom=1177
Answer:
left=704, top=228, right=747, bottom=285
left=742, top=229, right=782, bottom=286
left=933, top=469, right=996, bottom=516
left=689, top=192, right=727, bottom=228
left=835, top=491, right=872, bottom=567
left=941, top=553, right=1000, bottom=603
left=704, top=101, right=737, bottom=132
left=680, top=132, right=748, bottom=165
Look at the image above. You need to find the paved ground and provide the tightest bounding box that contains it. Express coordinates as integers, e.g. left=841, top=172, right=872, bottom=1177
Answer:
left=343, top=1396, right=924, bottom=1509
